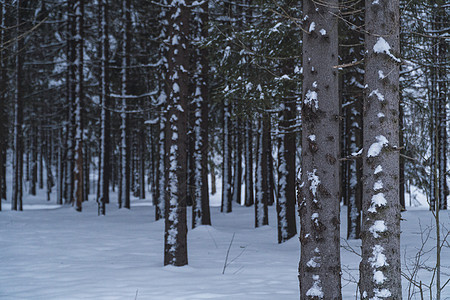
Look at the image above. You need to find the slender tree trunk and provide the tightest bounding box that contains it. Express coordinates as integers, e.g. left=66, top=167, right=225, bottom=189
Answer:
left=232, top=118, right=243, bottom=205
left=0, top=1, right=6, bottom=208
left=244, top=119, right=254, bottom=206
left=120, top=0, right=131, bottom=210
left=221, top=97, right=232, bottom=213
left=192, top=0, right=211, bottom=228
left=255, top=117, right=268, bottom=227
left=97, top=0, right=110, bottom=215
left=12, top=0, right=25, bottom=211
left=299, top=0, right=342, bottom=298
left=72, top=0, right=84, bottom=212
left=277, top=63, right=297, bottom=243
left=359, top=0, right=402, bottom=298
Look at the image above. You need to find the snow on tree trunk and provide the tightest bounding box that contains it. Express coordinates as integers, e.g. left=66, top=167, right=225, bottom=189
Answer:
left=192, top=0, right=211, bottom=228
left=155, top=3, right=169, bottom=221
left=163, top=0, right=189, bottom=267
left=72, top=0, right=84, bottom=212
left=120, top=0, right=131, bottom=210
left=277, top=70, right=297, bottom=243
left=97, top=0, right=110, bottom=215
left=299, top=0, right=342, bottom=298
left=255, top=117, right=268, bottom=228
left=434, top=2, right=448, bottom=210
left=359, top=1, right=402, bottom=299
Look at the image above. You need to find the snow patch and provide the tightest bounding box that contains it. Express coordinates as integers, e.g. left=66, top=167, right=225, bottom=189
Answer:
left=367, top=135, right=388, bottom=157
left=373, top=37, right=401, bottom=63
left=369, top=220, right=387, bottom=238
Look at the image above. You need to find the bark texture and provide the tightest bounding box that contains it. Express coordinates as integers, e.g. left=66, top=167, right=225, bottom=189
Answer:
left=359, top=1, right=402, bottom=299
left=299, top=0, right=341, bottom=298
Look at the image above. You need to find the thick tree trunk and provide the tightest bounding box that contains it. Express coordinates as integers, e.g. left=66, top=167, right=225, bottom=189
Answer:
left=163, top=0, right=189, bottom=267
left=359, top=1, right=402, bottom=299
left=299, top=1, right=342, bottom=298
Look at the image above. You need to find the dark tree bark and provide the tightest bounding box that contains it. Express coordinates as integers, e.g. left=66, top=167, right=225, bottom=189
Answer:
left=255, top=116, right=268, bottom=227
left=97, top=0, right=110, bottom=215
left=12, top=0, right=26, bottom=211
left=0, top=1, right=7, bottom=207
left=119, top=0, right=131, bottom=210
left=232, top=118, right=243, bottom=205
left=244, top=119, right=254, bottom=206
left=339, top=0, right=364, bottom=239
left=359, top=0, right=402, bottom=298
left=192, top=0, right=211, bottom=228
left=221, top=96, right=232, bottom=213
left=299, top=0, right=342, bottom=298
left=163, top=0, right=189, bottom=267
left=277, top=64, right=297, bottom=243
left=72, top=0, right=84, bottom=212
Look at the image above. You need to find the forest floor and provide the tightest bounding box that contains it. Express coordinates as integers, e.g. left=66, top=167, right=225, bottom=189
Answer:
left=0, top=178, right=449, bottom=299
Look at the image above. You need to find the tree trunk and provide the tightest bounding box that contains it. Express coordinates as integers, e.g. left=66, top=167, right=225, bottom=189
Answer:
left=277, top=63, right=297, bottom=243
left=299, top=1, right=342, bottom=298
left=359, top=0, right=402, bottom=298
left=163, top=0, right=189, bottom=267
left=72, top=0, right=84, bottom=212
left=120, top=0, right=131, bottom=210
left=244, top=119, right=254, bottom=206
left=0, top=1, right=6, bottom=207
left=255, top=117, right=268, bottom=227
left=97, top=0, right=110, bottom=215
left=12, top=0, right=25, bottom=211
left=221, top=97, right=232, bottom=213
left=192, top=0, right=211, bottom=228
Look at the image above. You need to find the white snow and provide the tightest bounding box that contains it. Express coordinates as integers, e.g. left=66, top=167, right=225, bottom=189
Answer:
left=373, top=270, right=386, bottom=284
left=309, top=22, right=316, bottom=33
left=308, top=135, right=316, bottom=141
left=377, top=112, right=385, bottom=119
left=369, top=193, right=387, bottom=213
left=319, top=29, right=326, bottom=36
left=307, top=169, right=320, bottom=197
left=369, top=245, right=388, bottom=268
left=373, top=180, right=383, bottom=191
left=369, top=89, right=385, bottom=102
left=373, top=37, right=401, bottom=63
left=369, top=220, right=387, bottom=238
left=374, top=165, right=383, bottom=174
left=367, top=135, right=388, bottom=157
left=0, top=165, right=448, bottom=299
left=305, top=90, right=319, bottom=110
left=306, top=275, right=323, bottom=298
left=373, top=288, right=392, bottom=298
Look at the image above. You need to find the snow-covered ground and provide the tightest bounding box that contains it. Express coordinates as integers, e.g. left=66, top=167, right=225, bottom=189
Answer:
left=0, top=173, right=449, bottom=299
